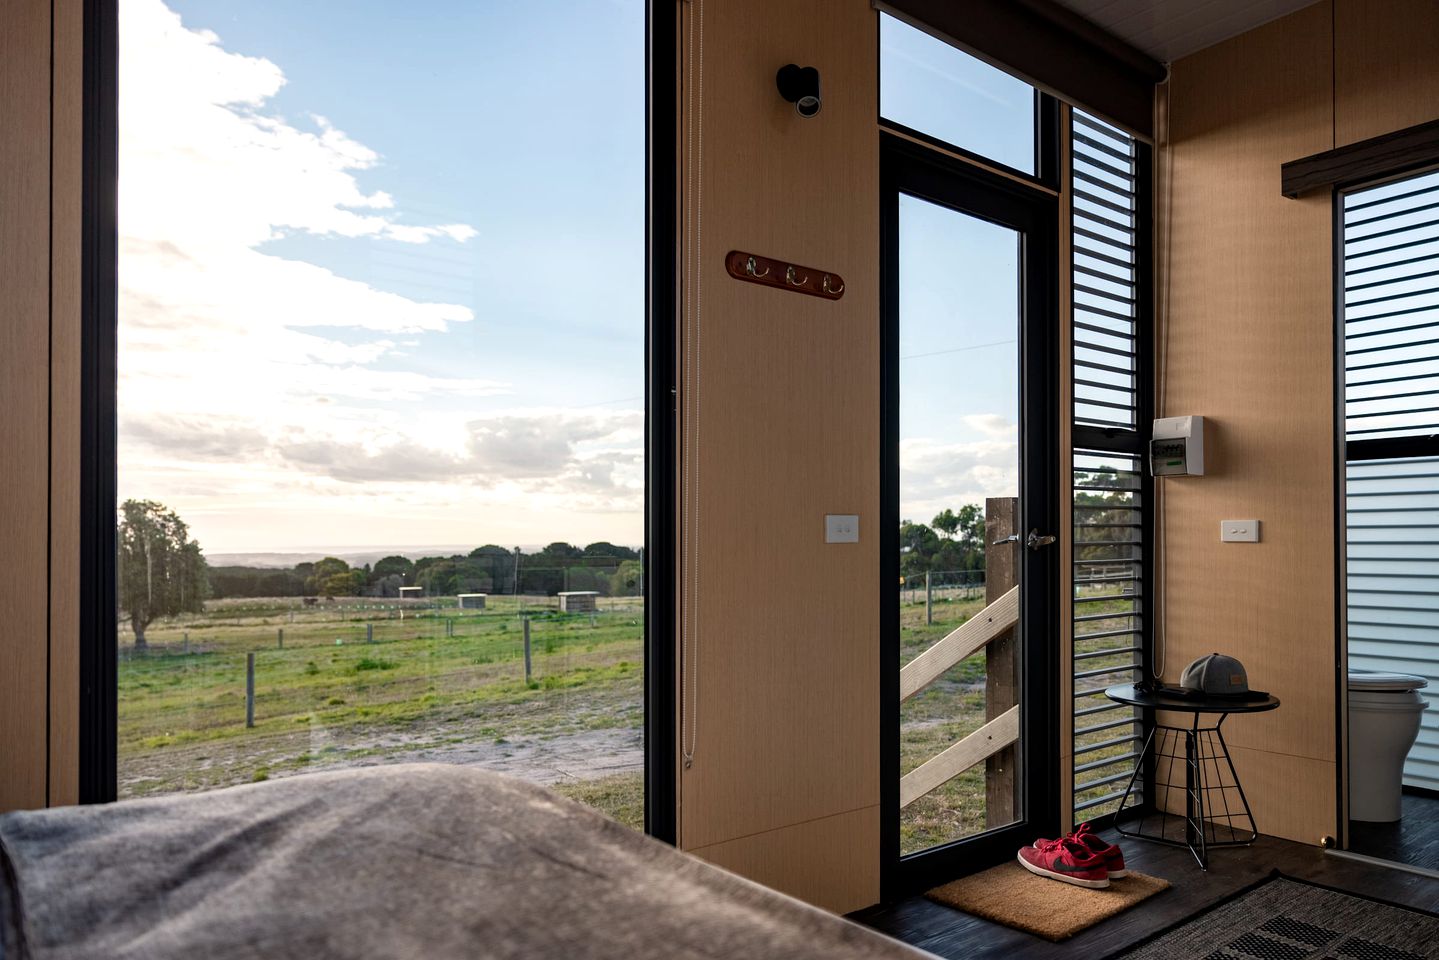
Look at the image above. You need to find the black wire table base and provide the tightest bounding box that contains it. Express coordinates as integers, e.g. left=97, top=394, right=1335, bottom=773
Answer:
left=1112, top=714, right=1258, bottom=870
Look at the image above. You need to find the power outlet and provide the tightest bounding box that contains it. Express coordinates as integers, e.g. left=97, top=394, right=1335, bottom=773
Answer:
left=1220, top=520, right=1260, bottom=543
left=825, top=514, right=859, bottom=543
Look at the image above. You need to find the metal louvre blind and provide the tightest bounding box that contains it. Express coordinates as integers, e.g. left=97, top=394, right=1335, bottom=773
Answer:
left=1072, top=450, right=1145, bottom=815
left=1344, top=169, right=1439, bottom=442
left=1071, top=111, right=1147, bottom=822
left=1072, top=112, right=1140, bottom=433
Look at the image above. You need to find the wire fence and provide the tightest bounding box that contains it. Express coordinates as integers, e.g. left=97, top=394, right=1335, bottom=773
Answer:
left=898, top=569, right=986, bottom=607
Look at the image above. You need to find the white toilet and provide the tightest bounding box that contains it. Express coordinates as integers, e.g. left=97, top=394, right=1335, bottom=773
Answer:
left=1348, top=671, right=1429, bottom=823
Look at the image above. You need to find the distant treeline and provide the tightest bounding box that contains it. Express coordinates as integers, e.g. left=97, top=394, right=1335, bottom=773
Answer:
left=208, top=542, right=643, bottom=600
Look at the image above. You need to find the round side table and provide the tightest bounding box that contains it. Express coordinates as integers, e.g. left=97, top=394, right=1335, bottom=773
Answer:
left=1104, top=683, right=1280, bottom=870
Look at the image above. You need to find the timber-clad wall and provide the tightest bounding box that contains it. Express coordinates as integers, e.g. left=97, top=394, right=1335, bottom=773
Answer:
left=675, top=0, right=882, bottom=913
left=1159, top=0, right=1439, bottom=846
left=0, top=0, right=82, bottom=812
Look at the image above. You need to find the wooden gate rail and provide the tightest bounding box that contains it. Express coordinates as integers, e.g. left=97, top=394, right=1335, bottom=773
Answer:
left=898, top=497, right=1020, bottom=815
left=900, top=705, right=1020, bottom=808
left=898, top=586, right=1019, bottom=702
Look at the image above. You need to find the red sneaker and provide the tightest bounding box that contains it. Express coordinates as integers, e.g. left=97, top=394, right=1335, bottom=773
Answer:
left=1070, top=822, right=1128, bottom=878
left=1017, top=837, right=1110, bottom=888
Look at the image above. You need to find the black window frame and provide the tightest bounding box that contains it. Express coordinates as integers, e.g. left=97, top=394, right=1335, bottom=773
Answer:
left=879, top=131, right=1062, bottom=899
left=877, top=10, right=1062, bottom=193
left=1331, top=158, right=1439, bottom=841
left=77, top=0, right=679, bottom=845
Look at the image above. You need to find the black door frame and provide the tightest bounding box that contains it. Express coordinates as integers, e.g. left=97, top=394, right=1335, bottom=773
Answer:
left=79, top=0, right=679, bottom=842
left=880, top=131, right=1061, bottom=898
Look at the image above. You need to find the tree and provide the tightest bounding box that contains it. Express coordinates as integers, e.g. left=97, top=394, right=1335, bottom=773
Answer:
left=305, top=557, right=350, bottom=595
left=932, top=508, right=961, bottom=540
left=371, top=555, right=414, bottom=584
left=118, top=500, right=209, bottom=651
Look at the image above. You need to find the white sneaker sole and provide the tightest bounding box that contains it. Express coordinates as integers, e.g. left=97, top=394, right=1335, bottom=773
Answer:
left=1109, top=868, right=1129, bottom=878
left=1016, top=851, right=1110, bottom=888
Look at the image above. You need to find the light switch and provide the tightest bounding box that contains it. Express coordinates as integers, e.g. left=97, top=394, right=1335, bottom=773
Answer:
left=825, top=514, right=859, bottom=543
left=1221, top=520, right=1260, bottom=543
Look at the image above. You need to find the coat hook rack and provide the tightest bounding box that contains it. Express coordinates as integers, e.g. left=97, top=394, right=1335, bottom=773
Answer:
left=725, top=250, right=844, bottom=301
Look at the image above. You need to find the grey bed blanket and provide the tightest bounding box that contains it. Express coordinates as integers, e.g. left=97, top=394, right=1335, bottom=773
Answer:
left=0, top=764, right=929, bottom=960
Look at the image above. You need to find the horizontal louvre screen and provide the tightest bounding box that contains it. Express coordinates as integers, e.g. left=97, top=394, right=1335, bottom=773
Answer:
left=1072, top=113, right=1140, bottom=433
left=1344, top=169, right=1439, bottom=442
left=1073, top=449, right=1145, bottom=816
left=1071, top=110, right=1146, bottom=824
left=1346, top=456, right=1439, bottom=791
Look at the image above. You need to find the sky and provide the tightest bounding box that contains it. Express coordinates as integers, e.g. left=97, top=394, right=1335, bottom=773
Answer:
left=118, top=3, right=1036, bottom=556
left=118, top=0, right=645, bottom=554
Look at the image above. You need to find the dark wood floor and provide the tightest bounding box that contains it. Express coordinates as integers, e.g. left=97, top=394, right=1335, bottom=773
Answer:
left=850, top=827, right=1439, bottom=959
left=1348, top=792, right=1439, bottom=871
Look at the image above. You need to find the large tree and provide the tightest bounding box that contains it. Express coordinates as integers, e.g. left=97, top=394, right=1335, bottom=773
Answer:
left=118, top=500, right=209, bottom=651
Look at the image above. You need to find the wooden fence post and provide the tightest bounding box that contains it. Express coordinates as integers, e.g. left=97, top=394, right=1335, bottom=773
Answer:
left=277, top=628, right=283, bottom=649
left=522, top=616, right=532, bottom=683
left=366, top=623, right=374, bottom=643
left=985, top=497, right=1020, bottom=828
left=245, top=653, right=256, bottom=728
left=925, top=571, right=933, bottom=625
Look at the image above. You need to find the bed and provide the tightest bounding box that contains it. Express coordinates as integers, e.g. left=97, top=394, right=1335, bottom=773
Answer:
left=0, top=764, right=929, bottom=959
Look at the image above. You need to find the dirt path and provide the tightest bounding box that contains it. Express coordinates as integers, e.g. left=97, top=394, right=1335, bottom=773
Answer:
left=120, top=720, right=643, bottom=797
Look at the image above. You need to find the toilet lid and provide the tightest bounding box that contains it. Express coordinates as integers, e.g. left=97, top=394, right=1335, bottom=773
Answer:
left=1349, top=671, right=1429, bottom=692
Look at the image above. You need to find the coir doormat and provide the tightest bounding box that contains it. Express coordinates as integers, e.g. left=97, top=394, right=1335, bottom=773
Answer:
left=925, top=861, right=1171, bottom=942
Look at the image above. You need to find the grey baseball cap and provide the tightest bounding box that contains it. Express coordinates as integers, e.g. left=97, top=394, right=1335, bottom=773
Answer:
left=1179, top=653, right=1250, bottom=698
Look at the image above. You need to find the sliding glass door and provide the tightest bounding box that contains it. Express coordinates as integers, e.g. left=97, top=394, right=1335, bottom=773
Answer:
left=882, top=134, right=1060, bottom=893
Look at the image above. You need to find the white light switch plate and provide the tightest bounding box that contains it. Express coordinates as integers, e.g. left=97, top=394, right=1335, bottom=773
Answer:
left=1221, top=520, right=1260, bottom=542
left=825, top=514, right=859, bottom=543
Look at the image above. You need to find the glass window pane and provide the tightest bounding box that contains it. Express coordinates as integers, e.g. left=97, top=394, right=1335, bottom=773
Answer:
left=880, top=13, right=1036, bottom=174
left=116, top=0, right=645, bottom=828
left=897, top=193, right=1022, bottom=854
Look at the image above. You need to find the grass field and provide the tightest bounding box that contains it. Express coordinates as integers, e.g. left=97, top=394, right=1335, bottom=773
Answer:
left=117, top=594, right=645, bottom=828
left=119, top=585, right=1140, bottom=842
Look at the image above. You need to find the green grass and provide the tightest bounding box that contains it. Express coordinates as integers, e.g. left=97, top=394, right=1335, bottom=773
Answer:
left=553, top=772, right=644, bottom=830
left=117, top=595, right=645, bottom=823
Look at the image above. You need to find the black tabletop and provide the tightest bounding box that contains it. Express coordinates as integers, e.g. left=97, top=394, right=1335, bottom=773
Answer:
left=1104, top=683, right=1281, bottom=713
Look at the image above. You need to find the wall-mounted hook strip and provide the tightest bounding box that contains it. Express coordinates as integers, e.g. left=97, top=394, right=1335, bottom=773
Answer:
left=724, top=250, right=844, bottom=301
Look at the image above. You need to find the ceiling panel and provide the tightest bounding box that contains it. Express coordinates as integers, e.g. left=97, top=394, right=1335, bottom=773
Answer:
left=1050, top=0, right=1325, bottom=62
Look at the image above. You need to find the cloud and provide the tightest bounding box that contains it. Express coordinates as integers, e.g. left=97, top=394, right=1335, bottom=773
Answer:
left=899, top=435, right=1018, bottom=520
left=116, top=1, right=645, bottom=550
left=962, top=414, right=1017, bottom=437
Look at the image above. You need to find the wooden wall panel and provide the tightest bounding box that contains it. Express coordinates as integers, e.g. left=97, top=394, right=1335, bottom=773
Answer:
left=688, top=805, right=880, bottom=911
left=0, top=0, right=55, bottom=813
left=1335, top=0, right=1439, bottom=147
left=677, top=0, right=879, bottom=912
left=49, top=0, right=84, bottom=808
left=1161, top=2, right=1336, bottom=844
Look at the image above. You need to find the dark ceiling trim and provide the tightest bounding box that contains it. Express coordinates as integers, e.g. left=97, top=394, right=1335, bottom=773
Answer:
left=875, top=0, right=1164, bottom=141
left=1282, top=117, right=1439, bottom=198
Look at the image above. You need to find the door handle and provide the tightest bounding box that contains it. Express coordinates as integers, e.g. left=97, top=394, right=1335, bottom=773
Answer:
left=991, top=533, right=1020, bottom=547
left=1026, top=529, right=1057, bottom=551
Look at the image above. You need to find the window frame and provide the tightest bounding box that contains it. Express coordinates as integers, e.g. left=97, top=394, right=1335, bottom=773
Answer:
left=877, top=12, right=1063, bottom=192
left=77, top=0, right=679, bottom=845
left=1333, top=160, right=1439, bottom=844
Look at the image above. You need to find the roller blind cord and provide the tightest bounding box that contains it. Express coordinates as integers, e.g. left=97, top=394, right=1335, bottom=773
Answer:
left=1154, top=78, right=1172, bottom=681
left=680, top=0, right=704, bottom=770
